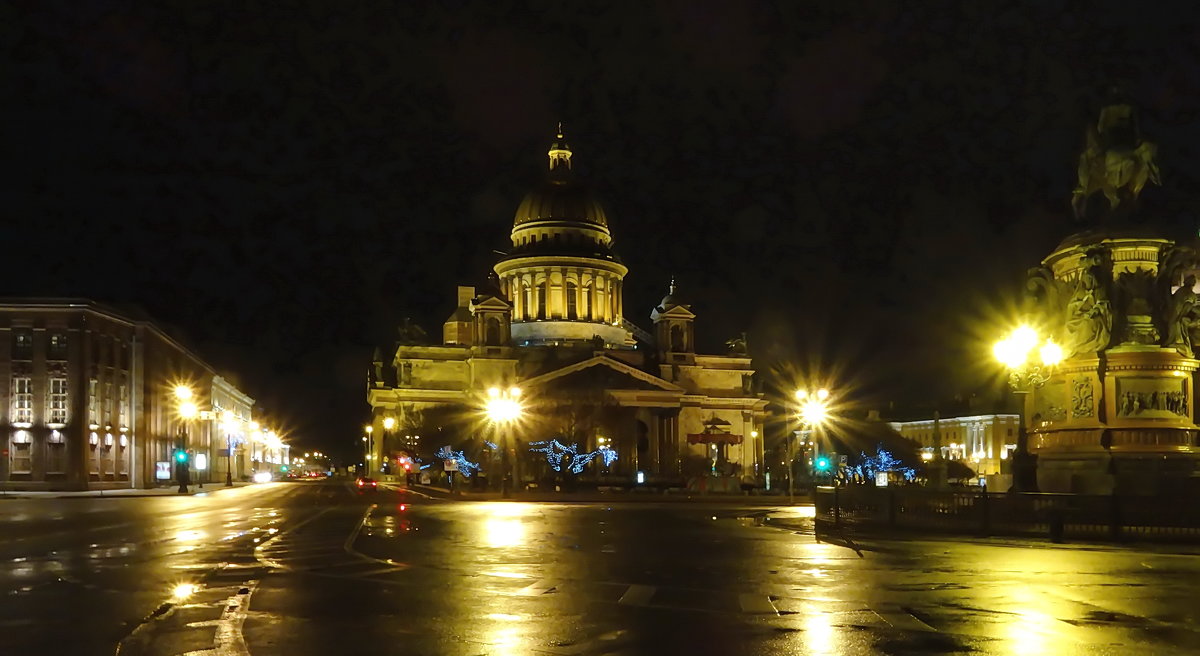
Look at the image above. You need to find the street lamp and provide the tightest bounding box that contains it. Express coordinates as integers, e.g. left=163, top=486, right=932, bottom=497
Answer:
left=993, top=325, right=1063, bottom=492
left=381, top=417, right=396, bottom=477
left=791, top=388, right=831, bottom=505
left=484, top=386, right=523, bottom=498
left=221, top=410, right=236, bottom=487
left=174, top=385, right=196, bottom=493
left=363, top=425, right=374, bottom=475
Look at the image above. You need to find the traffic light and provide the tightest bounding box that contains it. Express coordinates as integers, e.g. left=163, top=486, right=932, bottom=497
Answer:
left=814, top=456, right=832, bottom=473
left=174, top=449, right=188, bottom=463
left=280, top=465, right=289, bottom=472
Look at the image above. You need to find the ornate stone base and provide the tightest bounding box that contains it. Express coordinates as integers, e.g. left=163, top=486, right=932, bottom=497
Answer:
left=1037, top=448, right=1200, bottom=495
left=1031, top=347, right=1200, bottom=494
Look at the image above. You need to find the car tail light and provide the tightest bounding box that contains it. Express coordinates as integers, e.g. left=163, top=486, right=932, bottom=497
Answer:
left=357, top=480, right=364, bottom=487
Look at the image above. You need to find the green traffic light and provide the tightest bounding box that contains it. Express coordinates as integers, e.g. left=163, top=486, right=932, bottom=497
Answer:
left=174, top=450, right=188, bottom=463
left=280, top=465, right=289, bottom=472
left=815, top=457, right=831, bottom=472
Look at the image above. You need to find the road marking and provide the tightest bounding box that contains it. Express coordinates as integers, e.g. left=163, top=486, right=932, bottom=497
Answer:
left=178, top=580, right=257, bottom=656
left=738, top=594, right=778, bottom=614
left=518, top=579, right=558, bottom=596
left=618, top=584, right=656, bottom=606
left=872, top=606, right=936, bottom=632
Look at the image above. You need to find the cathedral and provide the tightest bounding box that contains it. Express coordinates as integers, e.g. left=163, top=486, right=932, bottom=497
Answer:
left=366, top=128, right=766, bottom=489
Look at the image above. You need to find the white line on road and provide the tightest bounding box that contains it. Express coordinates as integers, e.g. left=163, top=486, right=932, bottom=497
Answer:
left=517, top=579, right=558, bottom=596
left=872, top=606, right=937, bottom=632
left=618, top=584, right=656, bottom=606
left=738, top=594, right=779, bottom=614
left=179, top=580, right=258, bottom=656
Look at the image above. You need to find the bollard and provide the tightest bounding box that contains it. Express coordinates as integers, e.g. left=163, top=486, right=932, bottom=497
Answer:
left=833, top=484, right=841, bottom=529
left=1048, top=508, right=1065, bottom=543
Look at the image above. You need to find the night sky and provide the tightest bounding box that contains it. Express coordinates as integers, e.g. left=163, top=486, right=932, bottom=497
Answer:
left=6, top=2, right=1200, bottom=459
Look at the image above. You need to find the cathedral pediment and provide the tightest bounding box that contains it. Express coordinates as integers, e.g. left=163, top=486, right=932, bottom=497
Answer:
left=521, top=355, right=683, bottom=393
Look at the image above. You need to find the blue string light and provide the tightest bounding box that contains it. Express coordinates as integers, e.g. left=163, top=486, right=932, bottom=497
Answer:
left=436, top=445, right=481, bottom=477
left=529, top=440, right=618, bottom=474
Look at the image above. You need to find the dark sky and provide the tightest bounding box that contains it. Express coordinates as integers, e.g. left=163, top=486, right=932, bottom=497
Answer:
left=6, top=1, right=1200, bottom=458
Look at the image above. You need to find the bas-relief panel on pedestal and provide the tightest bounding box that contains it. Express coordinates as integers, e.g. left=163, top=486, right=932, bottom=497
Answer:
left=1114, top=376, right=1189, bottom=419
left=1034, top=379, right=1068, bottom=423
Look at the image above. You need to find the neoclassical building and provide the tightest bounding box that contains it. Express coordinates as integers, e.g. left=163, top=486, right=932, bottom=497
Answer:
left=367, top=128, right=767, bottom=486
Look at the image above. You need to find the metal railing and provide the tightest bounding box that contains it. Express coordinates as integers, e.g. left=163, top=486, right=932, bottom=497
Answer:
left=813, top=485, right=1200, bottom=542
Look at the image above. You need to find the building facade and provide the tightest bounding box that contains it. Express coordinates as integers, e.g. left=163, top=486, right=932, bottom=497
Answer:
left=888, top=413, right=1020, bottom=477
left=367, top=129, right=768, bottom=486
left=0, top=299, right=258, bottom=490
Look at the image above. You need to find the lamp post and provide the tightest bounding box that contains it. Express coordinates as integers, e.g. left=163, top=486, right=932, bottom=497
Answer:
left=382, top=417, right=396, bottom=478
left=484, top=386, right=523, bottom=498
left=363, top=425, right=373, bottom=476
left=220, top=410, right=236, bottom=486
left=174, top=385, right=196, bottom=494
left=993, top=325, right=1063, bottom=493
left=792, top=388, right=830, bottom=505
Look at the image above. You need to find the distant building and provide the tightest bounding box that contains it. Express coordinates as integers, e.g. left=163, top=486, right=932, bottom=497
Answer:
left=0, top=299, right=258, bottom=490
left=888, top=413, right=1020, bottom=476
left=367, top=128, right=767, bottom=487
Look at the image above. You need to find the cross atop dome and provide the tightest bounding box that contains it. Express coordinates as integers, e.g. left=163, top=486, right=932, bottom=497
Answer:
left=548, top=122, right=572, bottom=172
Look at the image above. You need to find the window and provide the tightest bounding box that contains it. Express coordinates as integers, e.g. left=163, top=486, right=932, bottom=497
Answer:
left=46, top=442, right=65, bottom=473
left=12, top=376, right=32, bottom=424
left=118, top=381, right=128, bottom=427
left=12, top=329, right=33, bottom=360
left=48, top=376, right=68, bottom=424
left=566, top=282, right=578, bottom=320
left=10, top=434, right=31, bottom=474
left=536, top=283, right=547, bottom=320
left=48, top=332, right=68, bottom=359
left=88, top=378, right=99, bottom=424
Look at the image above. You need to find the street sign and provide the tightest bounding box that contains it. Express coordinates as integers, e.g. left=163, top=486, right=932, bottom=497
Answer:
left=838, top=454, right=848, bottom=465
left=443, top=459, right=458, bottom=472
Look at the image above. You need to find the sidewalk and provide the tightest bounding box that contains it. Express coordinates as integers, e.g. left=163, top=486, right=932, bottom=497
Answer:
left=0, top=481, right=259, bottom=499
left=401, top=483, right=810, bottom=505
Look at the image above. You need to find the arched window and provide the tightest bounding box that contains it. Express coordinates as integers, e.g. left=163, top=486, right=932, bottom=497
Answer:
left=670, top=324, right=685, bottom=351
left=485, top=317, right=501, bottom=346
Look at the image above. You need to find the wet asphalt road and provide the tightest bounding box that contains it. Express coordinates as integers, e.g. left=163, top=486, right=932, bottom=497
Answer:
left=3, top=480, right=1200, bottom=655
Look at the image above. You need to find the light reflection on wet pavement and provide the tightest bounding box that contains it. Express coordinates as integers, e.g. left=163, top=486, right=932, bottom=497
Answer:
left=3, top=481, right=1200, bottom=655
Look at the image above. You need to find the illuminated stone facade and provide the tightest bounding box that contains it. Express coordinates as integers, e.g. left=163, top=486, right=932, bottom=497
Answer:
left=367, top=130, right=767, bottom=486
left=0, top=299, right=255, bottom=490
left=888, top=414, right=1020, bottom=477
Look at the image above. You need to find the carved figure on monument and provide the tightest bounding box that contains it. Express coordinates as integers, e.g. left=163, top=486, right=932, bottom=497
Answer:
left=1026, top=265, right=1066, bottom=337
left=1163, top=275, right=1200, bottom=357
left=1071, top=88, right=1161, bottom=222
left=1064, top=253, right=1112, bottom=357
left=1071, top=378, right=1095, bottom=418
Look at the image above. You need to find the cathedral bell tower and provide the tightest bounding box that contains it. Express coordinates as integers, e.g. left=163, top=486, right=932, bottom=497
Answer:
left=651, top=278, right=696, bottom=366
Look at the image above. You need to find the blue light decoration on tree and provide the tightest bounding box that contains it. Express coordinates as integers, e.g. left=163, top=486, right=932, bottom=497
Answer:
left=484, top=441, right=498, bottom=451
left=847, top=443, right=916, bottom=483
left=529, top=440, right=618, bottom=474
left=436, top=445, right=481, bottom=477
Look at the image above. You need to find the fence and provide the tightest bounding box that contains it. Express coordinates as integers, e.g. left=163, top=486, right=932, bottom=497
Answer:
left=813, top=485, right=1200, bottom=542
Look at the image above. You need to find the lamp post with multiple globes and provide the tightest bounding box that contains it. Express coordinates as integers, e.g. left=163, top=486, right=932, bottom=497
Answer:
left=791, top=387, right=830, bottom=505
left=993, top=325, right=1064, bottom=493
left=174, top=385, right=197, bottom=493
left=484, top=386, right=523, bottom=498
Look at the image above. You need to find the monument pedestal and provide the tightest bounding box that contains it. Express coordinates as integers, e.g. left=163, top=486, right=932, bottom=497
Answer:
left=1028, top=233, right=1200, bottom=495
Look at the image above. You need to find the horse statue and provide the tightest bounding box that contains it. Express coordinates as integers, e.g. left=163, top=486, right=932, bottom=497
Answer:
left=1071, top=89, right=1161, bottom=223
